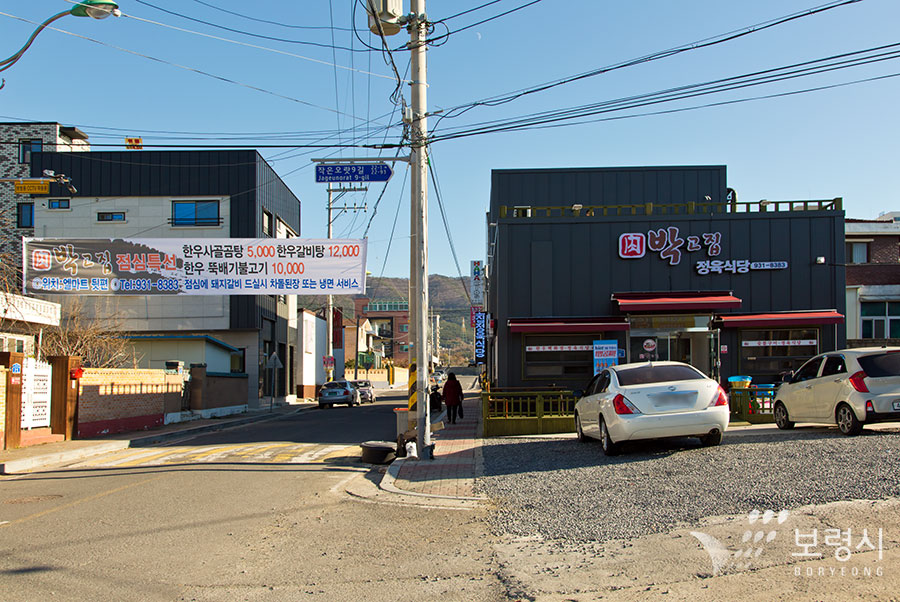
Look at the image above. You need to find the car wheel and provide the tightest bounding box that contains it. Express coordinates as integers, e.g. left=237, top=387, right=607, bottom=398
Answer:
left=836, top=403, right=863, bottom=436
left=699, top=429, right=723, bottom=447
left=774, top=402, right=795, bottom=430
left=575, top=412, right=587, bottom=442
left=599, top=417, right=619, bottom=456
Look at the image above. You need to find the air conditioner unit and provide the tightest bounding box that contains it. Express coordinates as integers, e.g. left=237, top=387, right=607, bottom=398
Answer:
left=367, top=0, right=403, bottom=36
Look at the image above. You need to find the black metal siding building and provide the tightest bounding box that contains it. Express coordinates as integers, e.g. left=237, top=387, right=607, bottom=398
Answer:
left=486, top=166, right=846, bottom=389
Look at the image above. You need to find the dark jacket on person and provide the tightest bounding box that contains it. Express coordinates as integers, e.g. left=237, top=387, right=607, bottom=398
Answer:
left=442, top=376, right=463, bottom=407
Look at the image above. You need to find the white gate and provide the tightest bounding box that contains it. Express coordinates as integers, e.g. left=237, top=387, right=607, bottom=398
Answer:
left=21, top=358, right=52, bottom=429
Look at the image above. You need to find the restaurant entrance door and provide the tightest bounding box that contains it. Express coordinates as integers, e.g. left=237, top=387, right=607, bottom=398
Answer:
left=626, top=315, right=720, bottom=380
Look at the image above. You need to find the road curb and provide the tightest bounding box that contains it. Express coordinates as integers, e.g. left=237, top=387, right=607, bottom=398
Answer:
left=379, top=457, right=488, bottom=503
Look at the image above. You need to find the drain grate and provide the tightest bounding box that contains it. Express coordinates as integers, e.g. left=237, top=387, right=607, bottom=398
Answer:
left=4, top=495, right=63, bottom=504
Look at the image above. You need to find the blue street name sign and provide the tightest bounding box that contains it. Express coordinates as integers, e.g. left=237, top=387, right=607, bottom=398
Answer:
left=315, top=163, right=393, bottom=183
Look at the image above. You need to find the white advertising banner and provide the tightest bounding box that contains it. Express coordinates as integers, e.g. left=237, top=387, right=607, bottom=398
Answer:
left=21, top=358, right=52, bottom=429
left=23, top=238, right=367, bottom=296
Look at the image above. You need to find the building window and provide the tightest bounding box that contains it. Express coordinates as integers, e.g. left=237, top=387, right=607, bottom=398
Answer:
left=400, top=345, right=410, bottom=352
left=171, top=200, right=220, bottom=226
left=17, top=202, right=34, bottom=228
left=18, top=139, right=42, bottom=163
left=739, top=329, right=819, bottom=378
left=262, top=210, right=273, bottom=236
left=48, top=198, right=70, bottom=209
left=523, top=334, right=595, bottom=381
left=846, top=241, right=869, bottom=264
left=97, top=212, right=126, bottom=222
left=400, top=324, right=409, bottom=332
left=861, top=301, right=900, bottom=339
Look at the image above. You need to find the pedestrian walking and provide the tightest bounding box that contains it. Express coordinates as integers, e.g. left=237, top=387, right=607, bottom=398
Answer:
left=442, top=372, right=464, bottom=424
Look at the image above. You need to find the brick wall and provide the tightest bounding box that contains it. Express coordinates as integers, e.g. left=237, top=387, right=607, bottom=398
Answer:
left=869, top=237, right=899, bottom=264
left=77, top=368, right=182, bottom=437
left=0, top=367, right=6, bottom=449
left=0, top=123, right=89, bottom=268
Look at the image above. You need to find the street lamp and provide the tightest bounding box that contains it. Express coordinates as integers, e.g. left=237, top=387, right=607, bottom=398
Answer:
left=0, top=1, right=120, bottom=74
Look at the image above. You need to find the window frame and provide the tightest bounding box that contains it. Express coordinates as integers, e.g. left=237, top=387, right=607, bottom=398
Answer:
left=171, top=200, right=220, bottom=227
left=97, top=211, right=126, bottom=222
left=18, top=138, right=42, bottom=163
left=16, top=202, right=34, bottom=228
left=47, top=198, right=71, bottom=210
left=262, top=209, right=273, bottom=236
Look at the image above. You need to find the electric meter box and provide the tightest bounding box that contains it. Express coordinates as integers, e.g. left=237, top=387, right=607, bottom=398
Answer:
left=367, top=0, right=403, bottom=36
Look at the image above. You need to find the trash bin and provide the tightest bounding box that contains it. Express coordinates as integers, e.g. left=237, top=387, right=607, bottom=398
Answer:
left=394, top=408, right=411, bottom=439
left=728, top=375, right=752, bottom=389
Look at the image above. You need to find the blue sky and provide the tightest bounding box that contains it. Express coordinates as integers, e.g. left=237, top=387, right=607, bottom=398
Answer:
left=1, top=0, right=898, bottom=279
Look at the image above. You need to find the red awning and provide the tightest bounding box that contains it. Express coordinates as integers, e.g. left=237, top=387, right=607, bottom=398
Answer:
left=614, top=293, right=742, bottom=312
left=508, top=318, right=629, bottom=333
left=716, top=311, right=844, bottom=328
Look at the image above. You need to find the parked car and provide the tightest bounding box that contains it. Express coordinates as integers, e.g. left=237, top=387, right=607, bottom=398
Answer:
left=774, top=347, right=900, bottom=435
left=574, top=361, right=729, bottom=455
left=350, top=379, right=376, bottom=403
left=318, top=380, right=360, bottom=408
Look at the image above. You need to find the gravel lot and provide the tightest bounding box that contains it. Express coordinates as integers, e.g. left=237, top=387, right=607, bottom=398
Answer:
left=475, top=426, right=900, bottom=543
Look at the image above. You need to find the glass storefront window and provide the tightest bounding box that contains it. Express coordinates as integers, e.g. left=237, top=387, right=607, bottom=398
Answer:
left=523, top=334, right=610, bottom=383
left=740, top=329, right=819, bottom=381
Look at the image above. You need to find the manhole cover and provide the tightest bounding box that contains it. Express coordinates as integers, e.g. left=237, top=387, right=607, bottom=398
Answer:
left=4, top=495, right=63, bottom=504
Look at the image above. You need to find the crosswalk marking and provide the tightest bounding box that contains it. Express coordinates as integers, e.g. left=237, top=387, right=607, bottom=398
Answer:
left=68, top=443, right=358, bottom=469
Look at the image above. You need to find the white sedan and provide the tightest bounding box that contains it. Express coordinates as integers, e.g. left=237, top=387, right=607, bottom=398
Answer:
left=774, top=347, right=900, bottom=435
left=574, top=362, right=730, bottom=455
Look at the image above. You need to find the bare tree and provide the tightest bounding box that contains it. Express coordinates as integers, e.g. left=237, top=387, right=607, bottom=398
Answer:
left=37, top=297, right=136, bottom=368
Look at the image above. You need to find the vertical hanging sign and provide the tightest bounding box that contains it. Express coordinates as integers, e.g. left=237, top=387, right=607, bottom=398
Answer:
left=470, top=260, right=485, bottom=326
left=474, top=311, right=487, bottom=365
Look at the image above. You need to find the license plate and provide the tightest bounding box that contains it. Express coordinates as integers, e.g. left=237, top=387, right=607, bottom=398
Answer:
left=893, top=401, right=900, bottom=411
left=653, top=392, right=694, bottom=407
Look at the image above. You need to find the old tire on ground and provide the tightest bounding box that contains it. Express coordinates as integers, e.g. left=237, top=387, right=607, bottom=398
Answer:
left=360, top=441, right=397, bottom=464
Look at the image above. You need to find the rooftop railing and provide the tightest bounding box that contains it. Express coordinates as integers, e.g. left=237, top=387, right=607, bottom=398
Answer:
left=498, top=198, right=842, bottom=219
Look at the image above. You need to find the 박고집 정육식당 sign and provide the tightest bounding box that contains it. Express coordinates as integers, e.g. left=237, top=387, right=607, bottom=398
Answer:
left=23, top=238, right=367, bottom=296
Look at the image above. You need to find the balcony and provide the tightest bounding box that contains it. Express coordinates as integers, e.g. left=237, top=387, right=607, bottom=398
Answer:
left=497, top=198, right=842, bottom=219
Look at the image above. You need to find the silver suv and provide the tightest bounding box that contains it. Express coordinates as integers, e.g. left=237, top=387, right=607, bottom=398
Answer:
left=774, top=347, right=900, bottom=435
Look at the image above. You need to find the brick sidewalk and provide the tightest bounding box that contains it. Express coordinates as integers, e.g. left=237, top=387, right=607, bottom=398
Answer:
left=390, top=390, right=482, bottom=498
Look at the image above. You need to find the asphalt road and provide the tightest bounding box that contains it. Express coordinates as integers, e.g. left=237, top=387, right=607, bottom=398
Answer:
left=0, top=388, right=504, bottom=602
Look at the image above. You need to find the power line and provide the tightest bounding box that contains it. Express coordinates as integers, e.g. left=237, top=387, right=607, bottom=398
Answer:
left=427, top=150, right=471, bottom=304
left=432, top=0, right=866, bottom=121
left=187, top=0, right=353, bottom=31
left=132, top=0, right=371, bottom=52
left=427, top=0, right=544, bottom=44
left=430, top=41, right=900, bottom=142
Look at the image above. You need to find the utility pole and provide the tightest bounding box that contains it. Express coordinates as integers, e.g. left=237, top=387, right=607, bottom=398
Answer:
left=409, top=0, right=431, bottom=458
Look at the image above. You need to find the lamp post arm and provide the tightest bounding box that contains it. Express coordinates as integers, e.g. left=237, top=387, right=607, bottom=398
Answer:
left=0, top=10, right=70, bottom=73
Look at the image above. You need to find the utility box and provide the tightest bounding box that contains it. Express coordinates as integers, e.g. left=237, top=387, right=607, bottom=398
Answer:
left=367, top=0, right=403, bottom=36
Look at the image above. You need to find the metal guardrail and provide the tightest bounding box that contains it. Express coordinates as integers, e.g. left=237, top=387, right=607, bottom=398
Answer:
left=482, top=390, right=577, bottom=436
left=498, top=198, right=842, bottom=219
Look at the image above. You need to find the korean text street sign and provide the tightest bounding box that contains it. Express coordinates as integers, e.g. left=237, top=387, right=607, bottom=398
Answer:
left=315, top=163, right=392, bottom=183
left=14, top=180, right=49, bottom=194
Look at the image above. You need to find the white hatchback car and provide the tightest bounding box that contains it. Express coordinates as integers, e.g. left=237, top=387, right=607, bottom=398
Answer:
left=774, top=347, right=900, bottom=436
left=574, top=362, right=729, bottom=455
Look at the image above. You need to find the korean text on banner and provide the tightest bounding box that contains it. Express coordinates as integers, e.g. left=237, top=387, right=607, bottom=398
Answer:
left=23, top=238, right=367, bottom=296
left=470, top=260, right=484, bottom=305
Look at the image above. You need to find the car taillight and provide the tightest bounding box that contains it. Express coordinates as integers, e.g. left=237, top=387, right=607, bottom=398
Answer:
left=613, top=393, right=641, bottom=415
left=866, top=400, right=875, bottom=413
left=849, top=371, right=869, bottom=393
left=709, top=386, right=729, bottom=407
